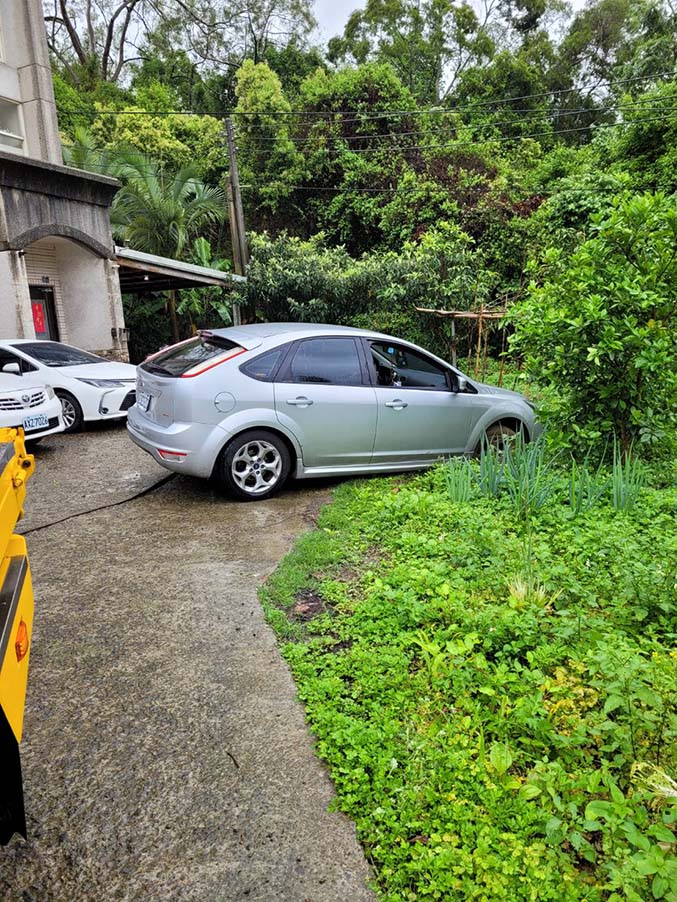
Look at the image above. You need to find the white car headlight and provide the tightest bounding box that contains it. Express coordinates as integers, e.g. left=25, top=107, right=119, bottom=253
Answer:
left=44, top=384, right=55, bottom=400
left=76, top=378, right=126, bottom=387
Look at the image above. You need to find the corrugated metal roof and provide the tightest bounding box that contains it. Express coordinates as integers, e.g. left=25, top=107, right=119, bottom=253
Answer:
left=115, top=246, right=246, bottom=292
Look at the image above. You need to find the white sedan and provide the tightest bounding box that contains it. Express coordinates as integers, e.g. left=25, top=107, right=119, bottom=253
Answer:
left=0, top=340, right=137, bottom=433
left=0, top=372, right=64, bottom=441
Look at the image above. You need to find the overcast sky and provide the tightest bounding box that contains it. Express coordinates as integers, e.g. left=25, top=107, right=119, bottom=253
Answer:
left=311, top=0, right=588, bottom=43
left=312, top=0, right=364, bottom=41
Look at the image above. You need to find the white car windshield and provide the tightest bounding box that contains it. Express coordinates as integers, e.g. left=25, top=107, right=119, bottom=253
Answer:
left=13, top=342, right=105, bottom=367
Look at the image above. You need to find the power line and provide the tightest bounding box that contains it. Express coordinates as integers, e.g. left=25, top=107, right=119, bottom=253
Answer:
left=237, top=111, right=677, bottom=159
left=65, top=108, right=677, bottom=183
left=240, top=71, right=676, bottom=124
left=57, top=71, right=674, bottom=121
left=245, top=99, right=677, bottom=145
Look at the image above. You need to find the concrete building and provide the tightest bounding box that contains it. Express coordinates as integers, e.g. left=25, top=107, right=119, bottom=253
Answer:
left=0, top=0, right=130, bottom=358
left=0, top=1, right=242, bottom=361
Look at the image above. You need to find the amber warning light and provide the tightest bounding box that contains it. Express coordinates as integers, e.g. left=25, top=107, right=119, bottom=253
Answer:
left=15, top=620, right=29, bottom=662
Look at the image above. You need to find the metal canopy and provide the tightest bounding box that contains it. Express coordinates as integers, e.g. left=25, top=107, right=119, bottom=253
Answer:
left=115, top=246, right=246, bottom=294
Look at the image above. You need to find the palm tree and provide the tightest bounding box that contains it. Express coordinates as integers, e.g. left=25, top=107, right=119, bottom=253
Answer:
left=62, top=126, right=116, bottom=176
left=112, top=152, right=227, bottom=342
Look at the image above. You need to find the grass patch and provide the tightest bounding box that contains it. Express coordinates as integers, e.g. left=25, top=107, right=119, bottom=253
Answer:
left=262, top=465, right=677, bottom=901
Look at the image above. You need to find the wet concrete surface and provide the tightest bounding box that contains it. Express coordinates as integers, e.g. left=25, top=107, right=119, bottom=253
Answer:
left=1, top=424, right=374, bottom=901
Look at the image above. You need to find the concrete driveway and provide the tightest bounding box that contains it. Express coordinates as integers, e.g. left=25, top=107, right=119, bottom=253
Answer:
left=0, top=425, right=373, bottom=902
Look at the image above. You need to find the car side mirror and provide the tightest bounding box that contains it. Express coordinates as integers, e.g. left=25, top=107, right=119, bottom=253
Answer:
left=456, top=376, right=468, bottom=393
left=2, top=363, right=20, bottom=375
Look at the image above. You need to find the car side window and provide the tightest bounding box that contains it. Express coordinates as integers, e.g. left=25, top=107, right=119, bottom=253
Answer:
left=240, top=346, right=286, bottom=382
left=369, top=341, right=449, bottom=390
left=286, top=338, right=363, bottom=386
left=0, top=349, right=37, bottom=374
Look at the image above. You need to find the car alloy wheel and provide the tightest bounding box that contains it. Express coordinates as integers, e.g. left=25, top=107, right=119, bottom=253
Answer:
left=55, top=391, right=83, bottom=433
left=221, top=430, right=291, bottom=501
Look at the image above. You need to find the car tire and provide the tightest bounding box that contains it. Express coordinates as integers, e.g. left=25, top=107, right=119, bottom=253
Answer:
left=55, top=390, right=83, bottom=433
left=483, top=423, right=517, bottom=453
left=218, top=430, right=291, bottom=501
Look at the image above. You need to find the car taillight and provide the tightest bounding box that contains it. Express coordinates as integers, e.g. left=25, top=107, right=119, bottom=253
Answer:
left=158, top=449, right=187, bottom=462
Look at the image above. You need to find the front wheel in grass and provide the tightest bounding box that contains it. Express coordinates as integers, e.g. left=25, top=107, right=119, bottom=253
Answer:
left=217, top=430, right=291, bottom=501
left=483, top=424, right=517, bottom=453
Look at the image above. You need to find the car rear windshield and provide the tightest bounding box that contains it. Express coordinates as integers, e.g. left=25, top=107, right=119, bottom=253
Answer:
left=140, top=335, right=243, bottom=377
left=15, top=342, right=105, bottom=367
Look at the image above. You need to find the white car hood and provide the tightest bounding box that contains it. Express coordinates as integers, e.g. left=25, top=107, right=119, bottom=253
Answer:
left=0, top=373, right=48, bottom=392
left=54, top=361, right=136, bottom=381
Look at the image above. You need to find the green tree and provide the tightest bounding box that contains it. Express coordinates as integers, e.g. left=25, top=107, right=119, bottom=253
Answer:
left=44, top=0, right=316, bottom=85
left=327, top=0, right=494, bottom=103
left=113, top=153, right=227, bottom=341
left=511, top=192, right=677, bottom=454
left=234, top=60, right=304, bottom=215
left=62, top=125, right=116, bottom=174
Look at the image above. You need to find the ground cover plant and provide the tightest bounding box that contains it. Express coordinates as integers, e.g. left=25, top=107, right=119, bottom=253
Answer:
left=262, top=455, right=677, bottom=901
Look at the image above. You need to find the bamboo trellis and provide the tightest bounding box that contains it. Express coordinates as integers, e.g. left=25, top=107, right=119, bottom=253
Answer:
left=415, top=304, right=508, bottom=384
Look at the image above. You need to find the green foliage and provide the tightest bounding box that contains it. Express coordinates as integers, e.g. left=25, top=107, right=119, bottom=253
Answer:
left=327, top=0, right=493, bottom=103
left=511, top=192, right=677, bottom=456
left=263, top=41, right=326, bottom=98
left=52, top=73, right=91, bottom=138
left=234, top=60, right=304, bottom=212
left=502, top=434, right=560, bottom=520
left=443, top=457, right=474, bottom=502
left=475, top=440, right=505, bottom=497
left=112, top=153, right=227, bottom=258
left=235, top=227, right=484, bottom=355
left=90, top=105, right=228, bottom=181
left=262, top=462, right=677, bottom=901
left=568, top=452, right=609, bottom=516
left=175, top=238, right=234, bottom=329
left=612, top=81, right=677, bottom=193
left=611, top=442, right=647, bottom=512
left=122, top=293, right=172, bottom=364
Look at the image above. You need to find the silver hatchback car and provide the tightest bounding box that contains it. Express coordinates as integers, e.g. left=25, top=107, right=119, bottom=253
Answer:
left=127, top=323, right=539, bottom=501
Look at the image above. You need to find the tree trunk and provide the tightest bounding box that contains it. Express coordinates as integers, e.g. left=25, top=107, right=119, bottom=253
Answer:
left=168, top=289, right=180, bottom=344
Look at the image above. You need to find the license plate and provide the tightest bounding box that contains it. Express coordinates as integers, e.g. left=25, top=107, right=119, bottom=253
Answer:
left=23, top=414, right=49, bottom=431
left=137, top=391, right=151, bottom=412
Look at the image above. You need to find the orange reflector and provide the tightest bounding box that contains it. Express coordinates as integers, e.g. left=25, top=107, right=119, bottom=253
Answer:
left=15, top=620, right=29, bottom=662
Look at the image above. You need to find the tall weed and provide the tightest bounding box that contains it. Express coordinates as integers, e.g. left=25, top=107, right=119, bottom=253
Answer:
left=611, top=441, right=646, bottom=512
left=503, top=434, right=559, bottom=519
left=444, top=457, right=474, bottom=503
left=569, top=451, right=609, bottom=516
left=475, top=440, right=504, bottom=498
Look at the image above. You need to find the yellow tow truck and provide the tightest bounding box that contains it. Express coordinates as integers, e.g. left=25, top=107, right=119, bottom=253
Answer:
left=0, top=428, right=35, bottom=845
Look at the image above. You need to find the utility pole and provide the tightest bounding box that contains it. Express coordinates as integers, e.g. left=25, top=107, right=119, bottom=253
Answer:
left=225, top=117, right=248, bottom=326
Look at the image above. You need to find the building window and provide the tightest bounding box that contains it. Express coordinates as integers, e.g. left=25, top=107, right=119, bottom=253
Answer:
left=0, top=98, right=24, bottom=152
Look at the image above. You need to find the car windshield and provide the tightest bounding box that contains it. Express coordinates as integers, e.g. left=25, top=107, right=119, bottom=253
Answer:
left=141, top=335, right=242, bottom=377
left=14, top=342, right=105, bottom=367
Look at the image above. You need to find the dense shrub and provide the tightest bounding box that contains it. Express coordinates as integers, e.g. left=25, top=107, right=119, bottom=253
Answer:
left=511, top=192, right=677, bottom=455
left=234, top=225, right=493, bottom=357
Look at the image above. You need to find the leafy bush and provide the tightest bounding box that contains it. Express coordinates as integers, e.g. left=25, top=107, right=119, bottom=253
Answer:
left=511, top=192, right=677, bottom=456
left=235, top=225, right=489, bottom=357
left=262, top=464, right=677, bottom=900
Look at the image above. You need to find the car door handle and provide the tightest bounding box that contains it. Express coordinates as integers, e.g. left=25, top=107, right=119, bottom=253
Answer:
left=385, top=399, right=408, bottom=409
left=286, top=396, right=313, bottom=407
